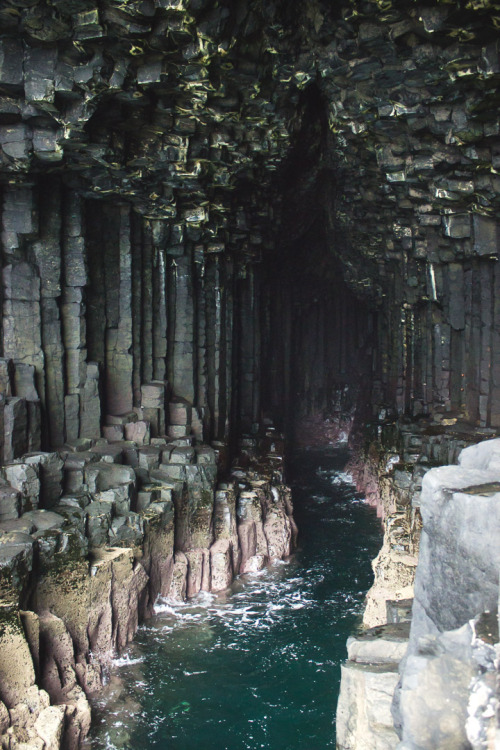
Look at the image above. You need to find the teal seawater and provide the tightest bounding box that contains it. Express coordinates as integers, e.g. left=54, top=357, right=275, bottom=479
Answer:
left=88, top=449, right=383, bottom=749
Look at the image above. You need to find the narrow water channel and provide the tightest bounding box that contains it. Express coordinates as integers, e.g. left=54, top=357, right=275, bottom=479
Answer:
left=87, top=448, right=383, bottom=749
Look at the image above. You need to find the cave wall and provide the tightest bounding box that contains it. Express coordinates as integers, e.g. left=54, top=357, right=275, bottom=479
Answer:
left=0, top=180, right=240, bottom=453
left=0, top=2, right=500, bottom=748
left=1, top=0, right=500, bottom=450
left=259, top=271, right=376, bottom=446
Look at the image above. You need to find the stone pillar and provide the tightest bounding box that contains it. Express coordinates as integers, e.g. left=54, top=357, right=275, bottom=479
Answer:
left=32, top=179, right=65, bottom=447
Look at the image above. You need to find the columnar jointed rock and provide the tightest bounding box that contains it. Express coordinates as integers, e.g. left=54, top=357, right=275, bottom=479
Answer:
left=0, top=0, right=499, bottom=455
left=336, top=623, right=409, bottom=750
left=0, top=416, right=297, bottom=748
left=338, top=436, right=500, bottom=750
left=394, top=438, right=500, bottom=749
left=1, top=2, right=500, bottom=749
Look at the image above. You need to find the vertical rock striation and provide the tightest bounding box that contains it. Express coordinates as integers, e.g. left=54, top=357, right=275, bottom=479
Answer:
left=0, top=1, right=500, bottom=748
left=337, top=436, right=500, bottom=750
left=0, top=406, right=296, bottom=747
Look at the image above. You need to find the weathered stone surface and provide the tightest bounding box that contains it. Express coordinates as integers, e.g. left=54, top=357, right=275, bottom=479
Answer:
left=79, top=363, right=101, bottom=440
left=109, top=513, right=144, bottom=547
left=169, top=399, right=192, bottom=426
left=141, top=382, right=166, bottom=410
left=0, top=482, right=22, bottom=522
left=398, top=623, right=476, bottom=750
left=2, top=462, right=40, bottom=513
left=0, top=536, right=33, bottom=592
left=33, top=705, right=66, bottom=750
left=336, top=661, right=400, bottom=750
left=3, top=3, right=500, bottom=747
left=23, top=453, right=63, bottom=510
left=0, top=605, right=36, bottom=708
left=409, top=459, right=500, bottom=647
left=84, top=462, right=136, bottom=493
left=347, top=622, right=410, bottom=666
left=385, top=438, right=500, bottom=749
left=168, top=551, right=188, bottom=601
left=85, top=501, right=113, bottom=547
left=209, top=538, right=233, bottom=592
left=124, top=421, right=150, bottom=445
left=4, top=397, right=29, bottom=462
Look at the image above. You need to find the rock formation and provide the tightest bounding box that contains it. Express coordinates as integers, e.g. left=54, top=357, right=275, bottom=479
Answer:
left=338, top=436, right=500, bottom=750
left=0, top=0, right=499, bottom=747
left=0, top=408, right=296, bottom=748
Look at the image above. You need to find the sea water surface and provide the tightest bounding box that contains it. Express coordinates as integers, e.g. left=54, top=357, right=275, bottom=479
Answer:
left=88, top=448, right=383, bottom=749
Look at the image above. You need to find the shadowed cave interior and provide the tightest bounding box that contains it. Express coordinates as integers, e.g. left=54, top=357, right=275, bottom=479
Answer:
left=0, top=1, right=500, bottom=748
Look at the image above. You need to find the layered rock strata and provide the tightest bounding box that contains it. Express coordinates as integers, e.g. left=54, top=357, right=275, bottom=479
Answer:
left=0, top=404, right=296, bottom=749
left=337, top=435, right=500, bottom=749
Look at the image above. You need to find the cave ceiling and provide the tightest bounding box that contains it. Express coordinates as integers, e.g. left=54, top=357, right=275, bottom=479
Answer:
left=0, top=0, right=499, bottom=301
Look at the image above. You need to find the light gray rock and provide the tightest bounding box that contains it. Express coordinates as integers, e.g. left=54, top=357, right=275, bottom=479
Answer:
left=0, top=482, right=22, bottom=522
left=84, top=461, right=136, bottom=493
left=2, top=462, right=40, bottom=512
left=169, top=446, right=195, bottom=464
left=398, top=624, right=476, bottom=750
left=336, top=661, right=401, bottom=750
left=347, top=623, right=410, bottom=666
left=394, top=439, right=500, bottom=748
left=0, top=517, right=35, bottom=534
left=209, top=538, right=233, bottom=592
left=168, top=424, right=190, bottom=439
left=13, top=362, right=39, bottom=401
left=22, top=510, right=65, bottom=533
left=137, top=447, right=162, bottom=471
left=23, top=452, right=64, bottom=509
left=34, top=705, right=66, bottom=750
left=409, top=462, right=500, bottom=647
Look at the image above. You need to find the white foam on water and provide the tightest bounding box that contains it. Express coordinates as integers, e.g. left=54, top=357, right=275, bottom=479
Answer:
left=111, top=654, right=144, bottom=667
left=183, top=670, right=208, bottom=676
left=315, top=467, right=355, bottom=487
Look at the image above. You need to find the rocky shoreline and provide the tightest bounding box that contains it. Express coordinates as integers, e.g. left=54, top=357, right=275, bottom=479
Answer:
left=337, top=424, right=500, bottom=749
left=0, top=400, right=296, bottom=750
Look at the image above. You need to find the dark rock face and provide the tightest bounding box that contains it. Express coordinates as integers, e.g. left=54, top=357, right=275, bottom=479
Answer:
left=0, top=0, right=499, bottom=445
left=0, top=420, right=295, bottom=747
left=0, top=1, right=500, bottom=748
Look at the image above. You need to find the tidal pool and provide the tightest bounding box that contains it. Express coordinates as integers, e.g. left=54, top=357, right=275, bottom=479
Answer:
left=87, top=448, right=382, bottom=749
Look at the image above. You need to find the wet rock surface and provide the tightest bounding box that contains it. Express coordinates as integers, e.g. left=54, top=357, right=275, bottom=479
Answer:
left=0, top=397, right=295, bottom=748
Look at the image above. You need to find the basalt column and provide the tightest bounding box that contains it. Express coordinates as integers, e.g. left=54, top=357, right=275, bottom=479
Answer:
left=259, top=268, right=377, bottom=448
left=1, top=1, right=500, bottom=748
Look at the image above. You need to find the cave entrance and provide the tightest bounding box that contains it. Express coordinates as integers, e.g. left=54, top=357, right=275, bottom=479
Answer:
left=233, top=83, right=379, bottom=450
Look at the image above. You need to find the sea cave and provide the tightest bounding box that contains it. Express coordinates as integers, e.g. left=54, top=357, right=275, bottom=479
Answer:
left=0, top=1, right=499, bottom=748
